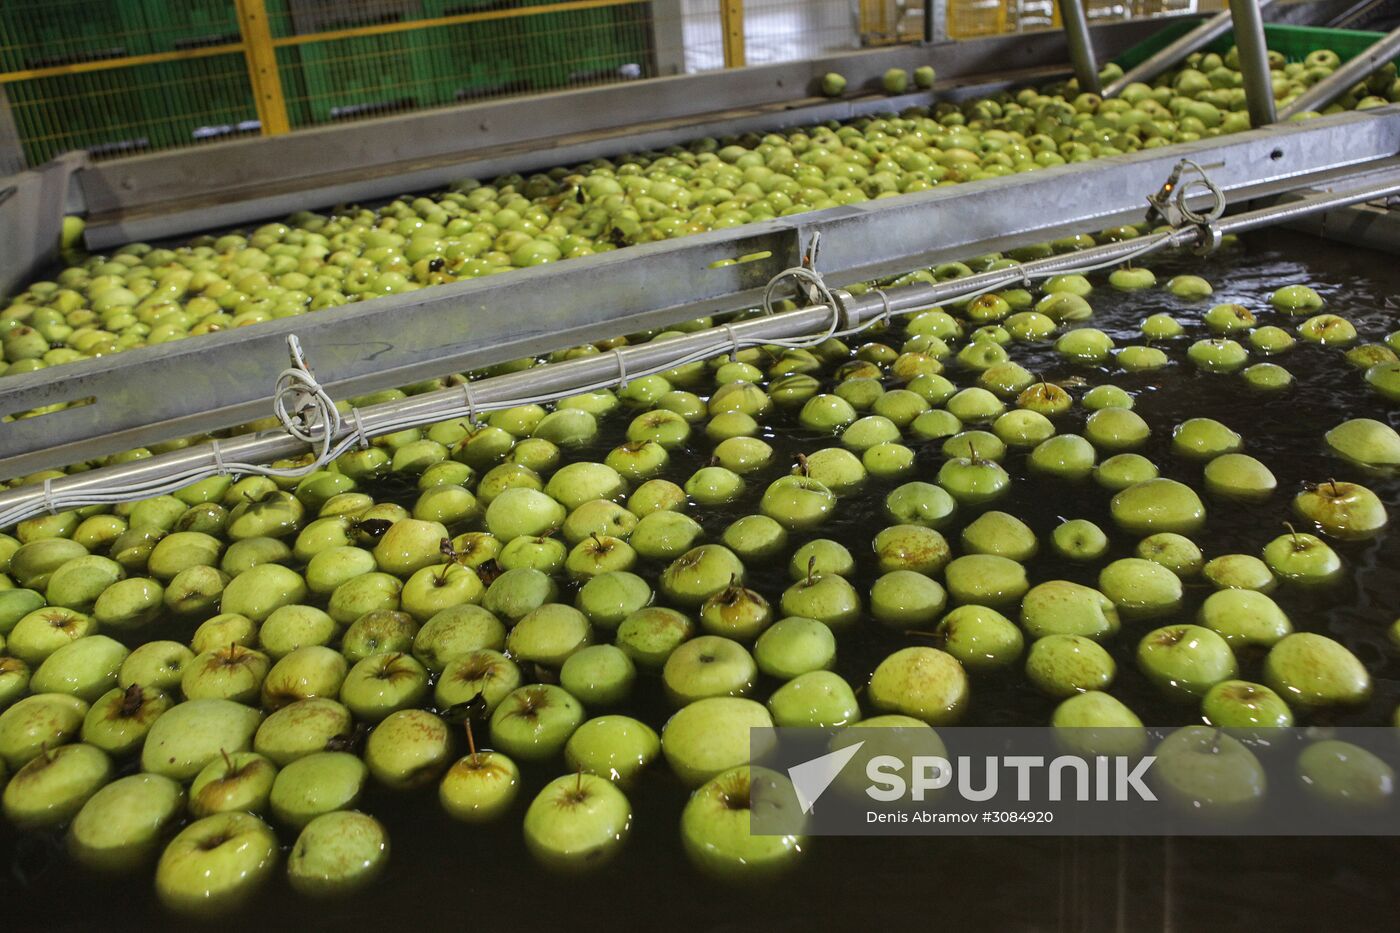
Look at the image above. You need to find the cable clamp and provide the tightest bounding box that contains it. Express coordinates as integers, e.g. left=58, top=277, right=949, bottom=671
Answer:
left=349, top=407, right=371, bottom=450
left=42, top=477, right=57, bottom=515
left=721, top=323, right=742, bottom=361
left=461, top=381, right=479, bottom=426
left=871, top=288, right=893, bottom=328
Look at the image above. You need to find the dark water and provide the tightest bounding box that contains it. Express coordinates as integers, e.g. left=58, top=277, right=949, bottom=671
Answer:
left=6, top=227, right=1400, bottom=931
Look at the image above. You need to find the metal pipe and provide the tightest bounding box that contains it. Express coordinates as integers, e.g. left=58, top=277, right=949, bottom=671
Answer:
left=1058, top=0, right=1102, bottom=94
left=1279, top=25, right=1400, bottom=120
left=1102, top=2, right=1275, bottom=99
left=7, top=171, right=1400, bottom=523
left=1229, top=0, right=1278, bottom=126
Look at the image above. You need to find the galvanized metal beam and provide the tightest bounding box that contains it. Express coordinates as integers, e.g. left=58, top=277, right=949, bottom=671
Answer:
left=73, top=16, right=1184, bottom=247
left=0, top=152, right=87, bottom=298
left=1057, top=0, right=1102, bottom=93
left=3, top=107, right=1400, bottom=477
left=1230, top=0, right=1279, bottom=126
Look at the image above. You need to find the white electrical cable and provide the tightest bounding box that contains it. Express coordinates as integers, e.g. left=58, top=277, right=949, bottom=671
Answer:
left=0, top=227, right=1188, bottom=529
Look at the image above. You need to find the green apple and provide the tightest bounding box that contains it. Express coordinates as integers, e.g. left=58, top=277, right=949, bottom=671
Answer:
left=767, top=670, right=859, bottom=727
left=269, top=751, right=368, bottom=828
left=182, top=644, right=271, bottom=703
left=1154, top=725, right=1269, bottom=823
left=564, top=714, right=659, bottom=786
left=1020, top=580, right=1119, bottom=640
left=523, top=772, right=631, bottom=872
left=943, top=554, right=1028, bottom=608
left=1263, top=632, right=1370, bottom=707
left=574, top=571, right=652, bottom=631
left=306, top=547, right=378, bottom=596
left=80, top=684, right=171, bottom=756
left=1203, top=453, right=1276, bottom=501
left=484, top=567, right=558, bottom=624
left=760, top=475, right=837, bottom=530
left=753, top=616, right=836, bottom=681
left=1025, top=634, right=1115, bottom=698
left=365, top=708, right=452, bottom=790
left=628, top=478, right=688, bottom=516
left=190, top=750, right=277, bottom=817
left=1198, top=589, right=1291, bottom=648
left=490, top=684, right=584, bottom=761
left=1202, top=554, right=1277, bottom=592
left=1110, top=478, right=1206, bottom=535
left=869, top=571, right=946, bottom=629
left=1171, top=418, right=1242, bottom=461
left=3, top=741, right=111, bottom=827
left=155, top=812, right=279, bottom=915
left=663, top=636, right=756, bottom=705
left=661, top=696, right=772, bottom=787
left=1098, top=558, right=1182, bottom=619
left=788, top=539, right=855, bottom=580
left=960, top=511, right=1037, bottom=561
left=779, top=565, right=861, bottom=630
left=8, top=607, right=95, bottom=667
left=1324, top=418, right=1400, bottom=472
left=1269, top=284, right=1323, bottom=313
left=342, top=609, right=419, bottom=663
left=560, top=644, right=636, bottom=707
left=190, top=611, right=256, bottom=654
left=867, top=646, right=967, bottom=724
left=935, top=604, right=1023, bottom=671
left=820, top=72, right=846, bottom=96
left=287, top=811, right=389, bottom=897
left=339, top=652, right=429, bottom=722
left=1166, top=274, right=1212, bottom=299
left=699, top=579, right=773, bottom=641
left=1293, top=480, right=1387, bottom=540
left=1051, top=692, right=1145, bottom=756
left=141, top=698, right=262, bottom=780
left=1050, top=519, right=1109, bottom=561
left=45, top=555, right=125, bottom=611
left=873, top=524, right=950, bottom=575
left=92, top=577, right=164, bottom=631
left=1027, top=434, right=1095, bottom=482
left=1296, top=740, right=1394, bottom=811
left=1137, top=624, right=1237, bottom=700
left=31, top=634, right=128, bottom=702
left=486, top=488, right=566, bottom=542
left=68, top=773, right=185, bottom=872
left=440, top=725, right=519, bottom=823
left=411, top=604, right=504, bottom=672
left=1262, top=527, right=1342, bottom=585
left=254, top=697, right=354, bottom=765
left=681, top=766, right=805, bottom=880
left=119, top=640, right=193, bottom=692
left=220, top=562, right=306, bottom=622
left=1094, top=453, right=1158, bottom=491
left=507, top=603, right=593, bottom=667
left=1201, top=680, right=1293, bottom=729
left=615, top=607, right=693, bottom=671
left=1249, top=325, right=1296, bottom=355
left=660, top=545, right=745, bottom=606
left=0, top=656, right=30, bottom=709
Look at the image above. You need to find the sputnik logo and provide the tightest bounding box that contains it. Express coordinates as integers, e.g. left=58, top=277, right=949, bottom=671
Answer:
left=787, top=741, right=864, bottom=814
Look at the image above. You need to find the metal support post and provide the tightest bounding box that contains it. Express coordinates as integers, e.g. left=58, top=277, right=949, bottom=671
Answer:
left=720, top=0, right=747, bottom=68
left=1058, top=0, right=1102, bottom=93
left=1103, top=1, right=1274, bottom=98
left=1229, top=0, right=1277, bottom=126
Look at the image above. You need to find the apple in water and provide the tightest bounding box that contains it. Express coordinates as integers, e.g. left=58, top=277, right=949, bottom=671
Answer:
left=190, top=750, right=278, bottom=817
left=867, top=647, right=968, bottom=725
left=1293, top=480, right=1388, bottom=540
left=1137, top=624, right=1237, bottom=700
left=662, top=636, right=757, bottom=706
left=1262, top=527, right=1343, bottom=586
left=660, top=545, right=745, bottom=606
left=435, top=649, right=523, bottom=713
left=81, top=684, right=172, bottom=756
left=3, top=742, right=112, bottom=827
left=0, top=692, right=89, bottom=768
left=260, top=646, right=348, bottom=710
left=564, top=714, right=659, bottom=786
left=269, top=751, right=368, bottom=828
left=412, top=604, right=506, bottom=671
left=339, top=652, right=430, bottom=722
left=1025, top=634, right=1116, bottom=698
left=141, top=698, right=263, bottom=781
left=490, top=684, right=584, bottom=762
left=365, top=708, right=453, bottom=790
left=68, top=773, right=185, bottom=872
left=1153, top=726, right=1265, bottom=820
left=1263, top=632, right=1370, bottom=708
left=523, top=772, right=632, bottom=872
left=182, top=643, right=271, bottom=704
left=1296, top=740, right=1394, bottom=811
left=31, top=634, right=129, bottom=702
left=440, top=721, right=520, bottom=823
left=254, top=697, right=354, bottom=766
left=288, top=810, right=390, bottom=897
left=661, top=696, right=772, bottom=787
left=155, top=812, right=279, bottom=916
left=681, top=766, right=805, bottom=881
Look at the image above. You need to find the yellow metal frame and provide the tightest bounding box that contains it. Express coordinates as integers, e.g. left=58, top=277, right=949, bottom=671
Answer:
left=234, top=0, right=290, bottom=135
left=720, top=0, right=747, bottom=68
left=269, top=0, right=651, bottom=47
left=0, top=43, right=244, bottom=84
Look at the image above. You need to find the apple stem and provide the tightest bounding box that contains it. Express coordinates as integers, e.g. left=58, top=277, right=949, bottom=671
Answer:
left=576, top=766, right=584, bottom=795
left=220, top=747, right=233, bottom=774
left=796, top=453, right=809, bottom=477
left=1329, top=478, right=1339, bottom=495
left=806, top=555, right=816, bottom=587
left=1283, top=521, right=1299, bottom=546
left=40, top=741, right=52, bottom=764
left=465, top=719, right=478, bottom=762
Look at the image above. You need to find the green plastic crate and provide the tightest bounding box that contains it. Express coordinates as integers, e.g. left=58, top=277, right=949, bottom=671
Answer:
left=140, top=0, right=243, bottom=53
left=7, top=61, right=168, bottom=165
left=1114, top=22, right=1392, bottom=71
left=510, top=1, right=650, bottom=91
left=0, top=0, right=150, bottom=72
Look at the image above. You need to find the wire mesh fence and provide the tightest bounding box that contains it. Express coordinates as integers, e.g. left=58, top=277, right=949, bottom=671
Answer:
left=1, top=0, right=1194, bottom=170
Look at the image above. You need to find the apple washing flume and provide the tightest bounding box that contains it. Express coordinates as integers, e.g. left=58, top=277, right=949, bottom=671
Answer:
left=0, top=221, right=1398, bottom=914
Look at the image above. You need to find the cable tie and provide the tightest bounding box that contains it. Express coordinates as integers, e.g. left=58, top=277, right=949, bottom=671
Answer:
left=42, top=478, right=57, bottom=515
left=461, top=382, right=479, bottom=426
left=871, top=288, right=892, bottom=328
left=613, top=347, right=629, bottom=389
left=722, top=323, right=742, bottom=361
left=210, top=438, right=228, bottom=475
left=350, top=407, right=371, bottom=449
